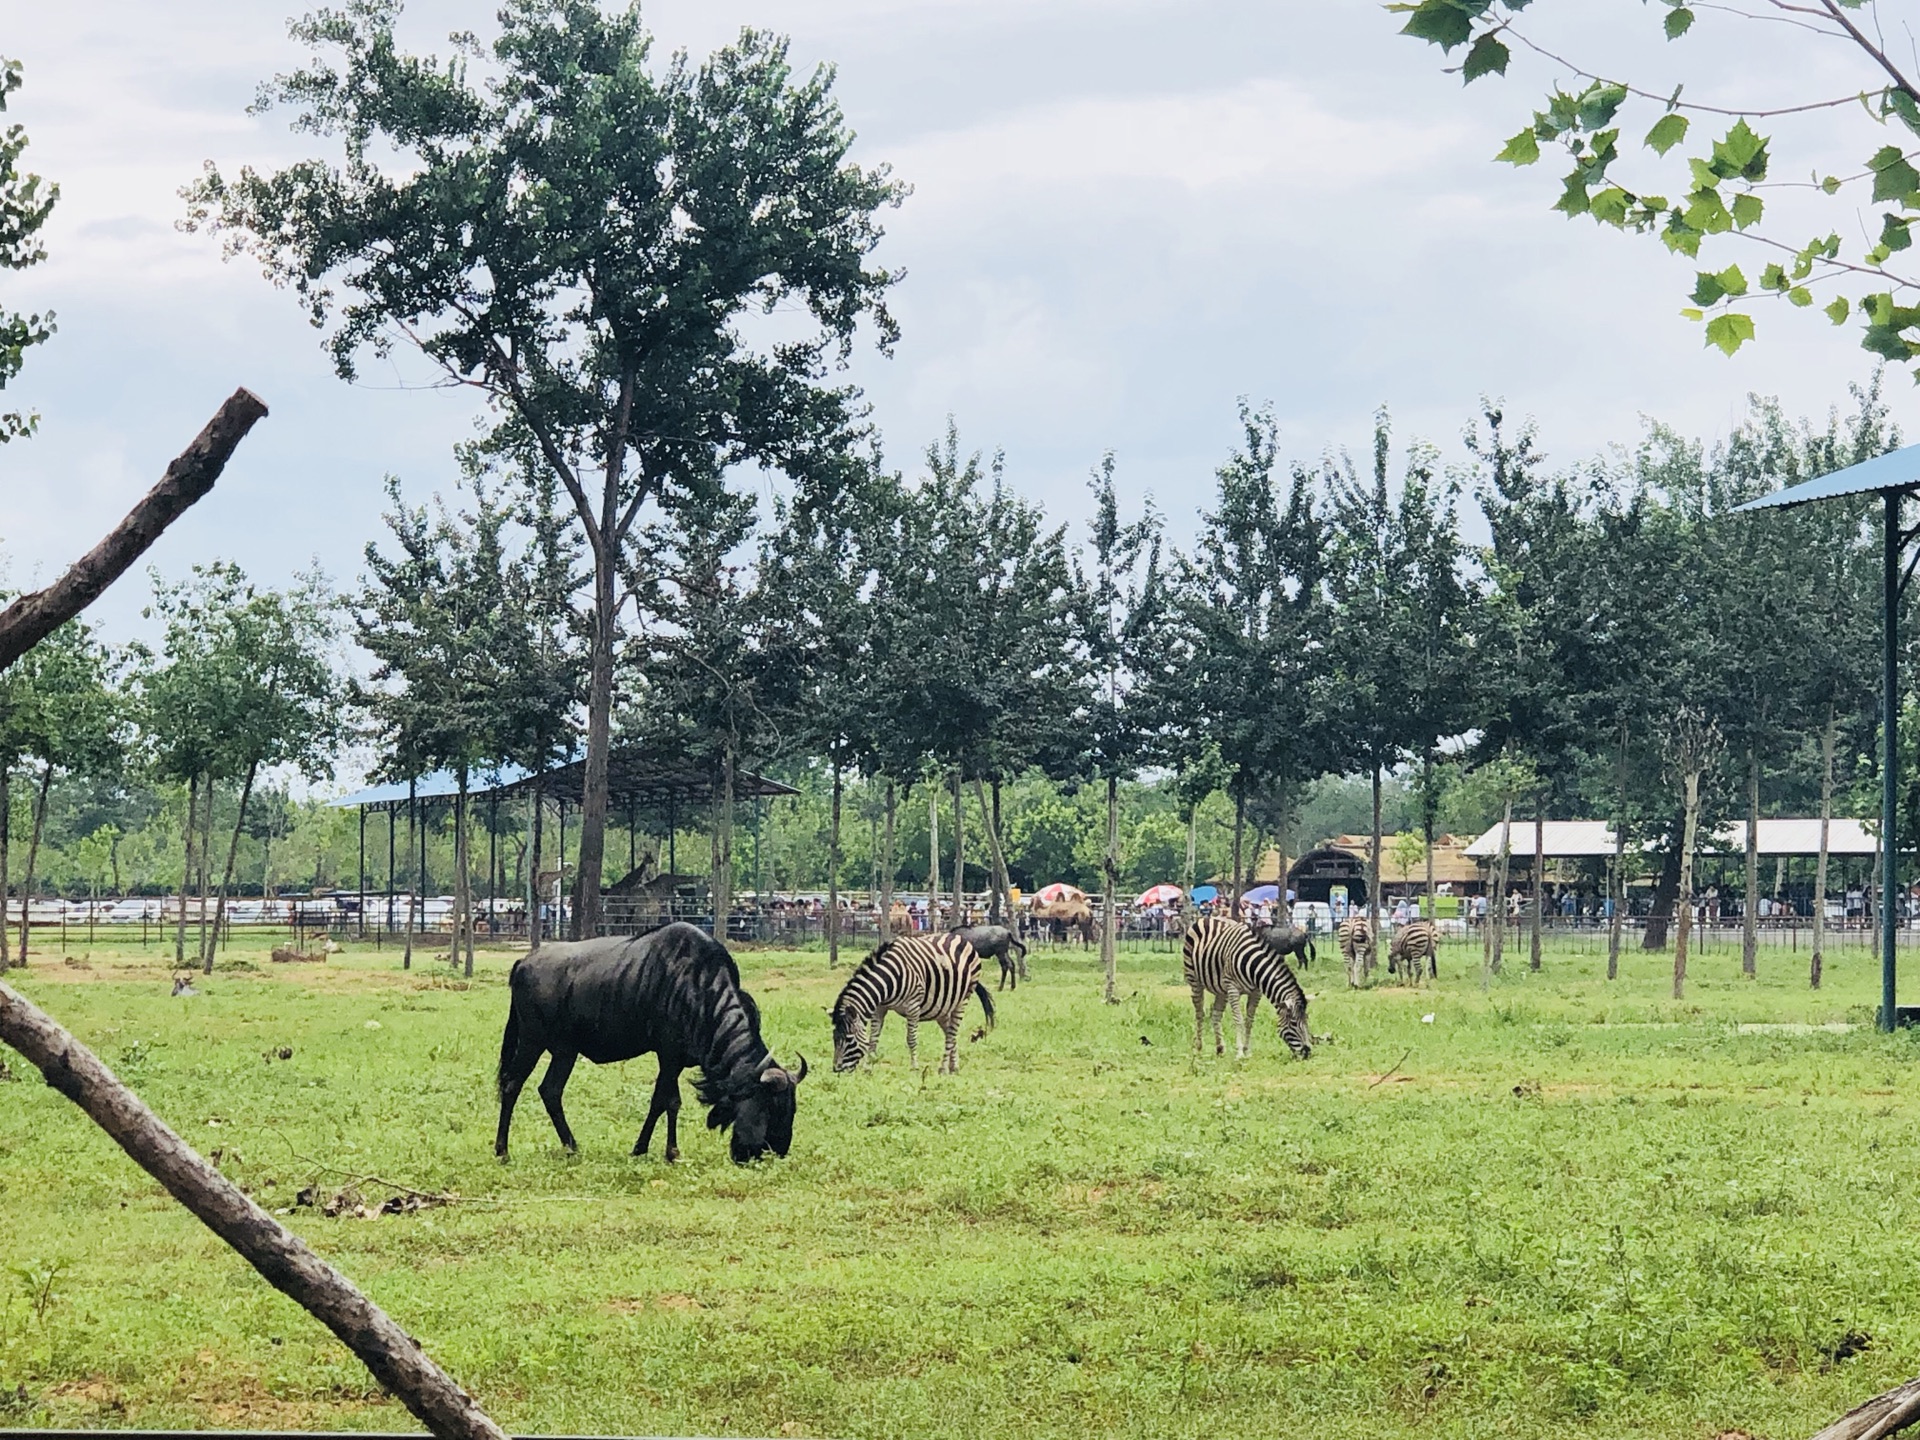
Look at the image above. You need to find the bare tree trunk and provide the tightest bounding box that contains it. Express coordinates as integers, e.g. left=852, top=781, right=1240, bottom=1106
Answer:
left=1608, top=722, right=1628, bottom=981
left=1814, top=704, right=1836, bottom=989
left=827, top=759, right=842, bottom=968
left=974, top=777, right=1013, bottom=932
left=175, top=774, right=197, bottom=968
left=1489, top=796, right=1513, bottom=978
left=1102, top=773, right=1120, bottom=1005
left=950, top=768, right=964, bottom=927
left=1422, top=755, right=1436, bottom=923
left=0, top=979, right=506, bottom=1440
left=1739, top=746, right=1761, bottom=979
left=204, top=758, right=260, bottom=973
left=1184, top=802, right=1197, bottom=902
left=1366, top=764, right=1382, bottom=981
left=710, top=750, right=734, bottom=940
left=1675, top=770, right=1703, bottom=1000
left=18, top=763, right=51, bottom=964
left=878, top=779, right=896, bottom=943
left=196, top=773, right=215, bottom=966
left=928, top=777, right=940, bottom=929
left=1231, top=785, right=1246, bottom=915
left=527, top=784, right=544, bottom=948
left=1529, top=809, right=1544, bottom=971
left=0, top=760, right=11, bottom=968
left=1643, top=830, right=1683, bottom=949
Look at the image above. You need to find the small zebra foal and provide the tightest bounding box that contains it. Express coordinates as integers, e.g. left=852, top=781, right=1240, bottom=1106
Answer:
left=1388, top=918, right=1439, bottom=980
left=831, top=932, right=996, bottom=1074
left=1180, top=917, right=1313, bottom=1061
left=1335, top=916, right=1373, bottom=986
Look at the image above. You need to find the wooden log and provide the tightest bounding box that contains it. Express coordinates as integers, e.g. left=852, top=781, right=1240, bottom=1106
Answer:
left=0, top=387, right=268, bottom=671
left=1811, top=1376, right=1920, bottom=1440
left=0, top=979, right=506, bottom=1440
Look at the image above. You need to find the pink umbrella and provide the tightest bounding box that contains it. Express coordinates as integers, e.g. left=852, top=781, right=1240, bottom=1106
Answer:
left=1035, top=883, right=1086, bottom=905
left=1136, top=884, right=1184, bottom=907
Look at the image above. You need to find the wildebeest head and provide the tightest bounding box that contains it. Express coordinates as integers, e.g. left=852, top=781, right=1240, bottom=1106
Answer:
left=1278, top=993, right=1312, bottom=1061
left=709, top=1056, right=808, bottom=1162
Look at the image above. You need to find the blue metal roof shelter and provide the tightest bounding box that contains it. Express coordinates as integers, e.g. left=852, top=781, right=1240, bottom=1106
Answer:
left=1736, top=446, right=1920, bottom=1030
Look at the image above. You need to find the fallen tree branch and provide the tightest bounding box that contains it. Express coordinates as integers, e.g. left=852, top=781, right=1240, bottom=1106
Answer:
left=0, top=387, right=268, bottom=671
left=1812, top=1375, right=1920, bottom=1440
left=0, top=979, right=505, bottom=1440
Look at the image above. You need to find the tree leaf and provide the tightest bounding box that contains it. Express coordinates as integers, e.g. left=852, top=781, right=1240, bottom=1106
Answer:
left=1645, top=113, right=1690, bottom=155
left=1462, top=32, right=1510, bottom=82
left=1825, top=295, right=1851, bottom=324
left=1869, top=145, right=1920, bottom=204
left=1589, top=186, right=1631, bottom=225
left=1710, top=119, right=1769, bottom=182
left=1690, top=271, right=1727, bottom=306
left=1398, top=0, right=1479, bottom=50
left=1664, top=5, right=1695, bottom=38
left=1729, top=192, right=1763, bottom=228
left=1787, top=286, right=1813, bottom=307
left=1496, top=127, right=1541, bottom=165
left=1883, top=213, right=1914, bottom=252
left=1703, top=312, right=1755, bottom=355
left=1760, top=263, right=1787, bottom=290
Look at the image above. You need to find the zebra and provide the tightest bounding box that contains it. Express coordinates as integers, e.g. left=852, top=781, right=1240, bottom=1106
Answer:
left=1389, top=918, right=1439, bottom=980
left=1335, top=916, right=1373, bottom=986
left=1180, top=916, right=1313, bottom=1061
left=831, top=932, right=996, bottom=1074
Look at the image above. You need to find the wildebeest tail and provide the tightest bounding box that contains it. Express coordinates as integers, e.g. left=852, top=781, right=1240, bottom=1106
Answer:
left=1009, top=938, right=1028, bottom=961
left=973, top=980, right=996, bottom=1031
left=497, top=979, right=524, bottom=1101
left=1306, top=938, right=1316, bottom=967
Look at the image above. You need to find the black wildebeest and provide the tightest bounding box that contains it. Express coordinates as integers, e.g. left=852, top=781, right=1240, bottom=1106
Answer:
left=1255, top=922, right=1317, bottom=969
left=495, top=922, right=806, bottom=1165
left=952, top=923, right=1028, bottom=989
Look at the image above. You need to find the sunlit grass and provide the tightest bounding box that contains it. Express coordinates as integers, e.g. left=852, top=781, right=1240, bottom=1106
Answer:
left=1, top=931, right=1916, bottom=1438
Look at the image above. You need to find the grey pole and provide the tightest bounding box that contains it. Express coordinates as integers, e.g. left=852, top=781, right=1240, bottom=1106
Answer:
left=1885, top=491, right=1901, bottom=1031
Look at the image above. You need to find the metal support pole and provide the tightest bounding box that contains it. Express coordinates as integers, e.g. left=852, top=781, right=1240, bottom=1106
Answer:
left=488, top=792, right=498, bottom=941
left=384, top=807, right=395, bottom=947
left=1885, top=491, right=1901, bottom=1032
left=357, top=807, right=367, bottom=940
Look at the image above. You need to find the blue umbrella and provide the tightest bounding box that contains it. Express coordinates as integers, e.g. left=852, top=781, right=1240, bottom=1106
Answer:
left=1243, top=884, right=1280, bottom=904
left=1190, top=884, right=1219, bottom=903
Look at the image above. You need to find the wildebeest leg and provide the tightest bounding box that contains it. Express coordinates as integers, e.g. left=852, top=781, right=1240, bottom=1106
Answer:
left=635, top=1061, right=684, bottom=1162
left=905, top=1016, right=921, bottom=1070
left=939, top=1015, right=959, bottom=1073
left=495, top=1036, right=545, bottom=1159
left=1189, top=983, right=1208, bottom=1053
left=999, top=953, right=1015, bottom=991
left=1209, top=992, right=1228, bottom=1056
left=537, top=1050, right=581, bottom=1152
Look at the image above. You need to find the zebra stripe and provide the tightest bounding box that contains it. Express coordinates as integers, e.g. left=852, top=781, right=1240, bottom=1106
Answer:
left=831, top=932, right=995, bottom=1074
left=1180, top=917, right=1312, bottom=1060
left=1389, top=918, right=1439, bottom=979
left=1335, top=917, right=1373, bottom=983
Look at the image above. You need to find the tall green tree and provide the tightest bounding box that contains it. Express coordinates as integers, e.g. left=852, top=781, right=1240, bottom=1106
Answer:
left=188, top=0, right=904, bottom=939
left=0, top=56, right=56, bottom=442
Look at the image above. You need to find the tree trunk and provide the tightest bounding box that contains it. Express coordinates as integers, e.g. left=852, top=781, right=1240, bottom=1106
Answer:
left=1529, top=809, right=1545, bottom=971
left=1422, top=754, right=1436, bottom=923
left=710, top=750, right=734, bottom=940
left=403, top=782, right=417, bottom=970
left=196, top=773, right=215, bottom=966
left=0, top=760, right=11, bottom=968
left=1231, top=784, right=1246, bottom=915
left=1742, top=747, right=1760, bottom=979
left=1184, top=803, right=1198, bottom=902
left=204, top=758, right=260, bottom=973
left=527, top=784, right=545, bottom=948
left=1814, top=703, right=1836, bottom=989
left=1489, top=795, right=1513, bottom=978
left=975, top=777, right=1013, bottom=934
left=1643, top=826, right=1684, bottom=950
left=175, top=774, right=197, bottom=968
left=827, top=759, right=842, bottom=968
left=1367, top=763, right=1382, bottom=982
left=1608, top=721, right=1628, bottom=981
left=17, top=763, right=51, bottom=964
left=928, top=778, right=941, bottom=929
left=571, top=548, right=612, bottom=943
left=950, top=768, right=965, bottom=927
left=1102, top=773, right=1120, bottom=1005
left=457, top=773, right=473, bottom=978
left=1675, top=769, right=1702, bottom=1000
left=879, top=779, right=896, bottom=943
left=0, top=979, right=507, bottom=1440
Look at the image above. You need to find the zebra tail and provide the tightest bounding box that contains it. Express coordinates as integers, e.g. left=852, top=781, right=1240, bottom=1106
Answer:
left=973, top=980, right=996, bottom=1031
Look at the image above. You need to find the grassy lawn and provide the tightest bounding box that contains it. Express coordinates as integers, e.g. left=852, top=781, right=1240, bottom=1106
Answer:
left=2, top=929, right=1918, bottom=1439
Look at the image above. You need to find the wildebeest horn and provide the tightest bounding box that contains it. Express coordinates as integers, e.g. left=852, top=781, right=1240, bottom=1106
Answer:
left=794, top=1054, right=809, bottom=1083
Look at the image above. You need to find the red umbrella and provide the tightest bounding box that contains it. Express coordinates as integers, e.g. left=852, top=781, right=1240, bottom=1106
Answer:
left=1135, top=884, right=1184, bottom=907
left=1035, top=883, right=1086, bottom=905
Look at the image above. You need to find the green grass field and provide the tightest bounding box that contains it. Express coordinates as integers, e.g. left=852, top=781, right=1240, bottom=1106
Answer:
left=2, top=931, right=1917, bottom=1439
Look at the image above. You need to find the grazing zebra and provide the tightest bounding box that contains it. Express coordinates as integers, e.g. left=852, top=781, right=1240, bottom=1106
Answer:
left=831, top=933, right=996, bottom=1074
left=1336, top=917, right=1373, bottom=986
left=1389, top=918, right=1439, bottom=980
left=1180, top=917, right=1313, bottom=1061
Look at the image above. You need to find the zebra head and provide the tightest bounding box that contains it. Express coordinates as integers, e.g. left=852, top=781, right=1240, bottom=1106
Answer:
left=1278, top=993, right=1312, bottom=1060
left=830, top=998, right=868, bottom=1072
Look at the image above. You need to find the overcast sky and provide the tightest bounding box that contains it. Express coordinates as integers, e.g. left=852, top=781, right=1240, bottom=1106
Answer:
left=0, top=0, right=1897, bottom=640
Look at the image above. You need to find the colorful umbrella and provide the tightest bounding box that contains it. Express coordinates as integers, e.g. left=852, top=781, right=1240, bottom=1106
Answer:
left=1191, top=884, right=1220, bottom=903
left=1035, top=883, right=1087, bottom=905
left=1242, top=884, right=1280, bottom=904
left=1135, top=884, right=1184, bottom=907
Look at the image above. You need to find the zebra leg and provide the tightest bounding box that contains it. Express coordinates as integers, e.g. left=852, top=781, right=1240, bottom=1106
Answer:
left=1225, top=987, right=1246, bottom=1059
left=1209, top=992, right=1229, bottom=1056
left=905, top=1016, right=920, bottom=1070
left=1190, top=983, right=1208, bottom=1053
left=939, top=1016, right=960, bottom=1073
left=868, top=1012, right=885, bottom=1063
left=1237, top=990, right=1260, bottom=1060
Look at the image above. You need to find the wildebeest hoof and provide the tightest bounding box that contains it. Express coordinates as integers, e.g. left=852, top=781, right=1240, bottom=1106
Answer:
left=665, top=1146, right=680, bottom=1163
